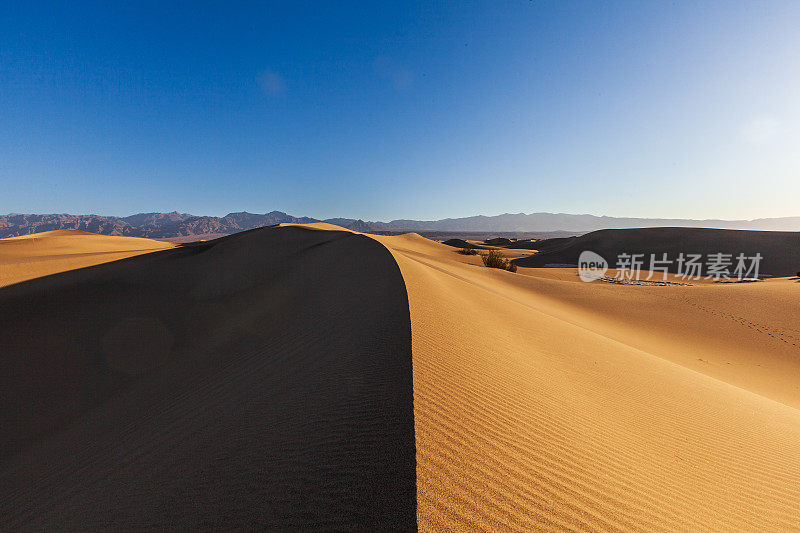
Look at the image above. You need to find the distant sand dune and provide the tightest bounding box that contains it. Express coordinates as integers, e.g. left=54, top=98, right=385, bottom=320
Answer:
left=514, top=227, right=800, bottom=277
left=0, top=229, right=175, bottom=287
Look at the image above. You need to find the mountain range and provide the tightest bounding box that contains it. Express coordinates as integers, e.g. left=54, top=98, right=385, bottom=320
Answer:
left=2, top=211, right=800, bottom=239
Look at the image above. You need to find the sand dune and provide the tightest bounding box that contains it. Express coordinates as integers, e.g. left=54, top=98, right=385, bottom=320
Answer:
left=441, top=238, right=488, bottom=249
left=0, top=226, right=416, bottom=529
left=515, top=227, right=800, bottom=277
left=369, top=230, right=800, bottom=531
left=0, top=229, right=175, bottom=287
left=2, top=224, right=799, bottom=530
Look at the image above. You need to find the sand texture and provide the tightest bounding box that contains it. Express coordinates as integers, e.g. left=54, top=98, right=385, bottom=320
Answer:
left=371, top=231, right=800, bottom=531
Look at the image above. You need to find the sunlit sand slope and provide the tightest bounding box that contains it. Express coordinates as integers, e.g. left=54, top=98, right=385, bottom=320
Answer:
left=491, top=268, right=800, bottom=411
left=372, top=232, right=800, bottom=531
left=0, top=226, right=416, bottom=530
left=0, top=229, right=175, bottom=287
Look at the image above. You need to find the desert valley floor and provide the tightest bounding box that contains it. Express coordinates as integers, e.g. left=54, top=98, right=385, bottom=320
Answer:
left=1, top=225, right=799, bottom=531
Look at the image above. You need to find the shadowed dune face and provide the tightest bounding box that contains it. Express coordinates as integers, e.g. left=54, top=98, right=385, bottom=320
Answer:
left=0, top=226, right=416, bottom=530
left=441, top=238, right=487, bottom=250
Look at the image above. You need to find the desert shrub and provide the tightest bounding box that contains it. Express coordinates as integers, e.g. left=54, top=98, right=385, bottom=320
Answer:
left=481, top=250, right=504, bottom=268
left=458, top=247, right=478, bottom=255
left=481, top=250, right=516, bottom=273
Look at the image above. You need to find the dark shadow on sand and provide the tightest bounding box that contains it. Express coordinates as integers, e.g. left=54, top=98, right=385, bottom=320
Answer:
left=0, top=226, right=416, bottom=530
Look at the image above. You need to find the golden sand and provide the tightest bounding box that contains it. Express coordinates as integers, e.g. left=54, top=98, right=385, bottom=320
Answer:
left=370, top=231, right=800, bottom=531
left=0, top=229, right=175, bottom=287
left=3, top=225, right=800, bottom=530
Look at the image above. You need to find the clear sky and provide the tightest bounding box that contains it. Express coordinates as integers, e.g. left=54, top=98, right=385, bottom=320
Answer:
left=2, top=1, right=799, bottom=221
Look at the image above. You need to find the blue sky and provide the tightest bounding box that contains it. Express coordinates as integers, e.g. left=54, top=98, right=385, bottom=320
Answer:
left=2, top=1, right=799, bottom=220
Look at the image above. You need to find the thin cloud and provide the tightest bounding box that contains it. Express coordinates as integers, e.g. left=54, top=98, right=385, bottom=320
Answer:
left=258, top=69, right=286, bottom=95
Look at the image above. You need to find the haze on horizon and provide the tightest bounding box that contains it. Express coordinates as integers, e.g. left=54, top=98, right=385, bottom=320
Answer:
left=2, top=1, right=799, bottom=222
